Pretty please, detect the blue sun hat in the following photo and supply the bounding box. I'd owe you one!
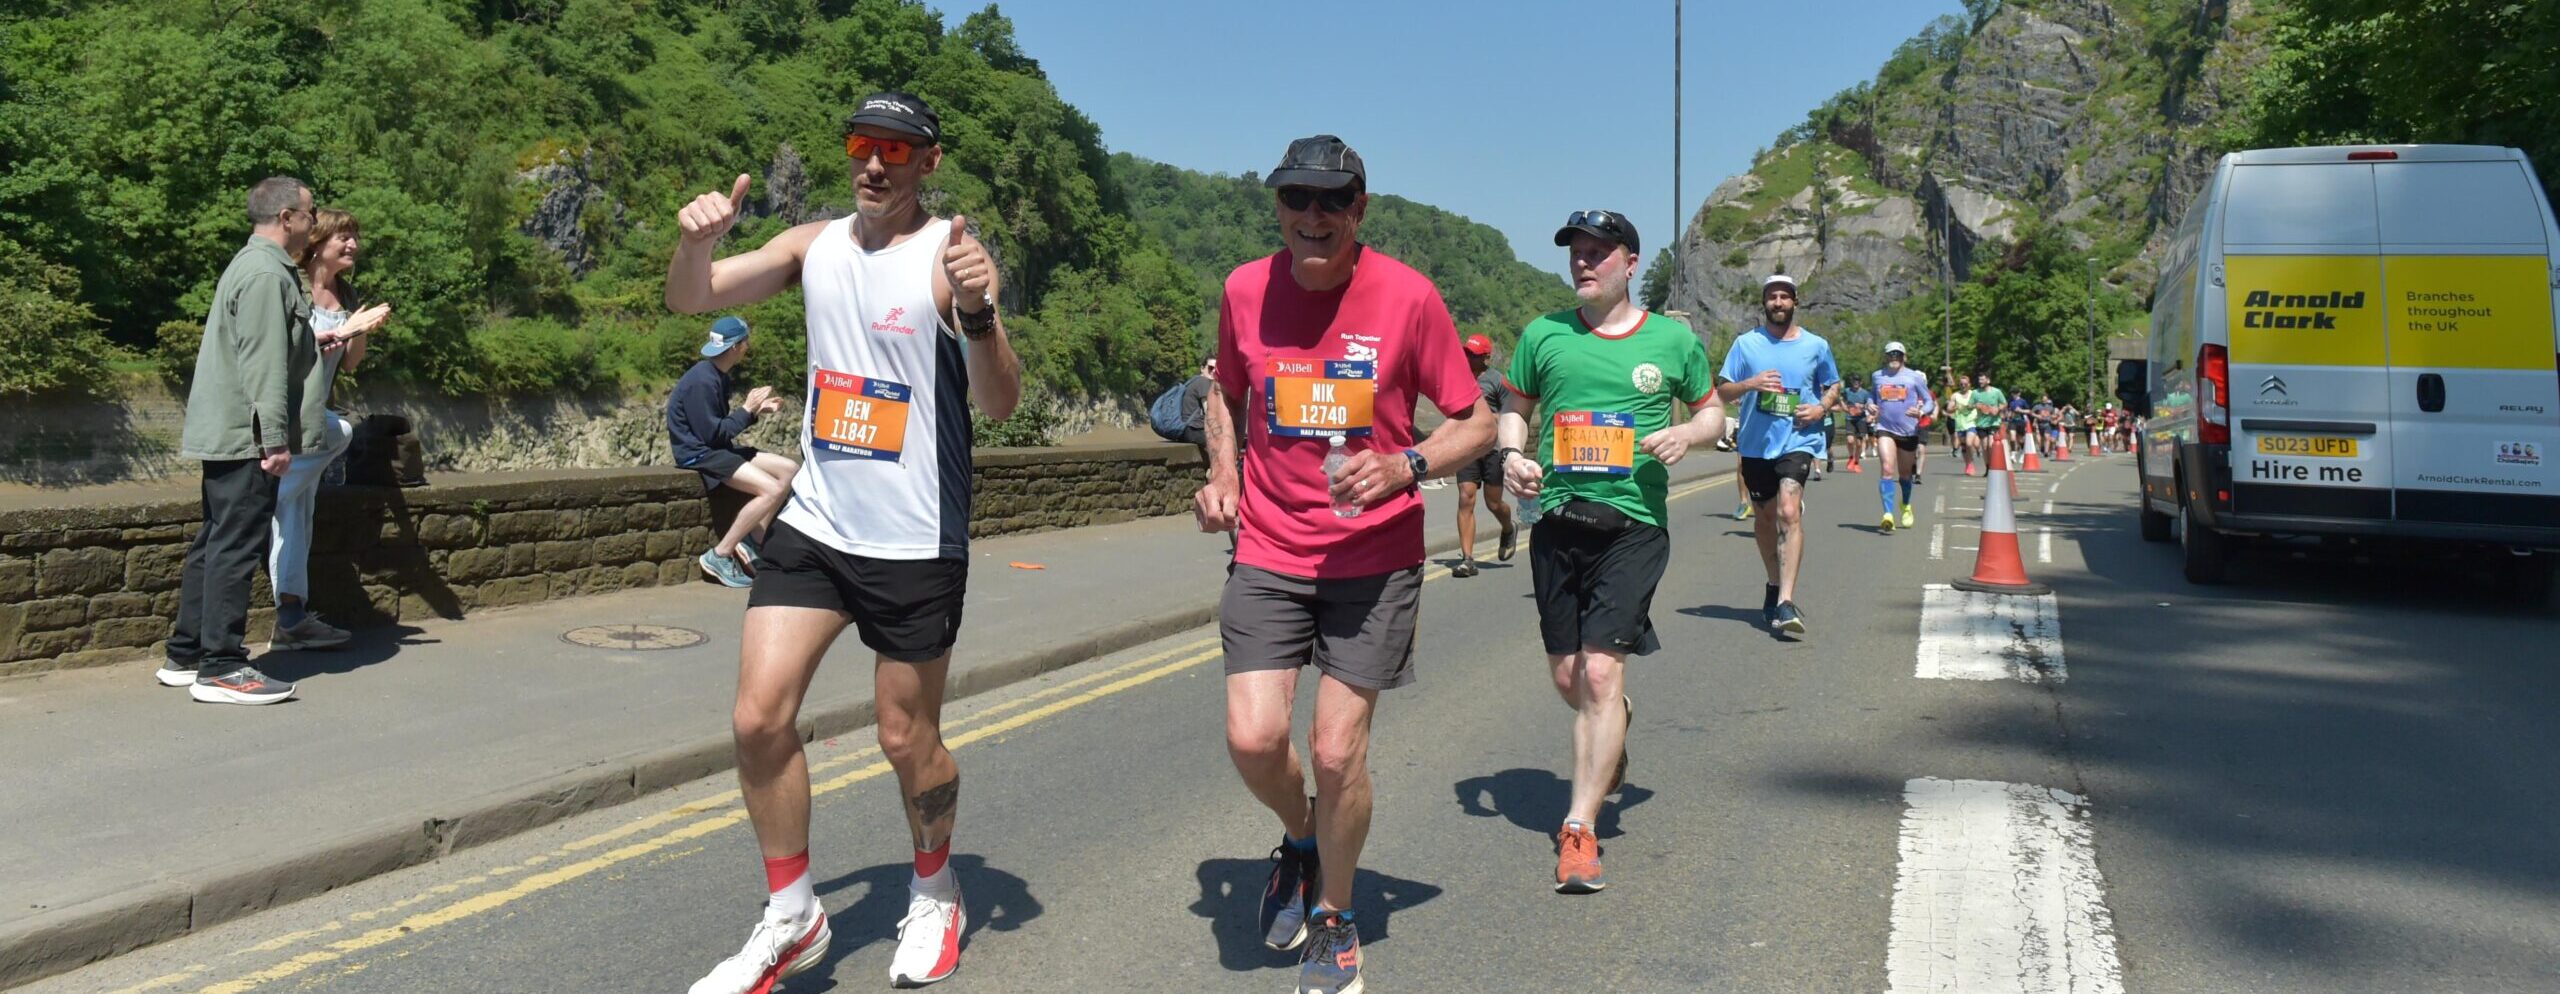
[700,316,749,357]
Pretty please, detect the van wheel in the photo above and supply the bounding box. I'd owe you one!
[2138,489,2173,543]
[2179,499,2228,585]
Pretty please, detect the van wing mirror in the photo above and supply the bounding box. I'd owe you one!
[2114,359,2152,417]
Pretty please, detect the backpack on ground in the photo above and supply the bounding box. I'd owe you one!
[1147,382,1191,441]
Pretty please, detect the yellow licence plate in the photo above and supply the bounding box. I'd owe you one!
[2255,435,2359,458]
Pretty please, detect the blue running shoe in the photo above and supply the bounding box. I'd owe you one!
[1296,909,1362,994]
[1260,840,1318,950]
[698,549,754,588]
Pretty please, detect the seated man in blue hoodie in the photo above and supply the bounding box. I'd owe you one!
[670,316,798,587]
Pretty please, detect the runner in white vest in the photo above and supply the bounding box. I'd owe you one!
[664,90,1021,993]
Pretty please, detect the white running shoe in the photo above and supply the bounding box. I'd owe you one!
[889,877,965,987]
[689,905,830,994]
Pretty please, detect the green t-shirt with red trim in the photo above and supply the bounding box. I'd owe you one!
[1504,309,1713,527]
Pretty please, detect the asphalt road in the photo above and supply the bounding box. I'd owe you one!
[27,454,2560,994]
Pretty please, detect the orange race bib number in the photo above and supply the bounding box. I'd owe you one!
[1878,384,1909,402]
[1552,411,1635,476]
[808,368,911,461]
[1264,359,1376,439]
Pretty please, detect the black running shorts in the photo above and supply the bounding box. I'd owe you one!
[1529,517,1668,657]
[745,520,967,663]
[1884,431,1922,452]
[1738,452,1815,504]
[1219,563,1422,690]
[1454,450,1504,486]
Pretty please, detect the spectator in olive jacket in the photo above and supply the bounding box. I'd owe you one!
[163,176,345,706]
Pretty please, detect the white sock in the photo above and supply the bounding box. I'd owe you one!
[766,870,817,921]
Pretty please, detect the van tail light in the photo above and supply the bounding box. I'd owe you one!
[2199,344,2231,445]
[2348,150,2399,161]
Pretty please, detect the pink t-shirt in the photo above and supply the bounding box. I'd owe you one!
[1214,247,1482,579]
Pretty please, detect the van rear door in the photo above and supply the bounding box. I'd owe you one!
[2372,153,2560,529]
[2220,159,2396,521]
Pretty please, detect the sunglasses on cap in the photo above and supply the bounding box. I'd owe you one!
[1277,186,1360,213]
[1566,209,1629,234]
[846,134,919,165]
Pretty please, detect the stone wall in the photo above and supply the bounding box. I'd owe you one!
[0,444,1205,677]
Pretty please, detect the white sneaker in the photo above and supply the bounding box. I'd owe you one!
[889,877,965,987]
[689,905,830,994]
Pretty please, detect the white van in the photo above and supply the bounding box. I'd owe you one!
[2121,144,2560,596]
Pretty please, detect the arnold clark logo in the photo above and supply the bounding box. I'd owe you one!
[2241,289,2366,329]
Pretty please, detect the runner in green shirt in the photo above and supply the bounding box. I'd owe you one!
[1971,379,2009,465]
[1495,208,1720,896]
[1948,372,1978,472]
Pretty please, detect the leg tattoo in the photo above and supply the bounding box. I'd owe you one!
[907,774,959,849]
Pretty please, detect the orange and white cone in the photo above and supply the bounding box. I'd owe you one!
[1953,437,2051,595]
[2019,424,2046,472]
[2089,434,2103,458]
[2055,431,2073,461]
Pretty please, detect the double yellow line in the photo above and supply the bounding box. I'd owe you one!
[126,468,1733,994]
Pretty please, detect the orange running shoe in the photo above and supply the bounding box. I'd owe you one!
[1555,825,1606,894]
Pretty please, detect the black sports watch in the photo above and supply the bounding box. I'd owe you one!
[1495,445,1523,464]
[1402,448,1428,486]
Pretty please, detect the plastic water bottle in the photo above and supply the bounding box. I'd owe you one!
[1325,435,1362,519]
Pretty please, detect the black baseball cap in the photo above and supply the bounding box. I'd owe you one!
[845,91,941,144]
[1264,135,1366,191]
[1553,209,1640,255]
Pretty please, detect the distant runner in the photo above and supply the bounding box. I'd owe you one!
[1498,208,1718,894]
[1716,274,1840,636]
[1452,334,1519,577]
[1869,343,1935,533]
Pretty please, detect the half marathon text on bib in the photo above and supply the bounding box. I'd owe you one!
[1265,358,1376,438]
[1552,410,1635,475]
[1756,390,1800,416]
[809,368,911,461]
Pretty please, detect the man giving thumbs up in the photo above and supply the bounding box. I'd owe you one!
[666,90,1019,993]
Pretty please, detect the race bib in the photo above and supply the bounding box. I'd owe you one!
[1878,384,1909,402]
[808,368,910,461]
[1552,411,1635,475]
[1265,358,1376,438]
[1755,390,1799,416]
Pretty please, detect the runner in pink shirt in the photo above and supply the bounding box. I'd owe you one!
[1193,134,1493,994]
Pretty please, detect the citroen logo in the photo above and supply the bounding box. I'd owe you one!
[2259,375,2288,397]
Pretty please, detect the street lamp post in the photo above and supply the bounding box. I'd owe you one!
[1672,0,1682,291]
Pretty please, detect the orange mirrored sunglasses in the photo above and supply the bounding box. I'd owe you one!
[846,134,918,165]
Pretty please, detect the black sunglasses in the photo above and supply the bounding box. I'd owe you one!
[1277,186,1360,213]
[1566,209,1628,233]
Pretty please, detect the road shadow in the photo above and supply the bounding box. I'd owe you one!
[1767,485,2560,978]
[799,854,1040,989]
[1188,859,1443,970]
[1837,521,1888,535]
[1671,603,1793,642]
[252,624,440,682]
[1451,767,1655,842]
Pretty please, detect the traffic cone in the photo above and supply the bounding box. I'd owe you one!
[2089,434,2102,458]
[2019,425,2046,472]
[1953,436,2052,595]
[2055,433,2073,461]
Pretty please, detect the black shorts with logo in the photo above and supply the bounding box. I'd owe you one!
[1739,452,1816,503]
[745,520,967,663]
[1529,512,1668,657]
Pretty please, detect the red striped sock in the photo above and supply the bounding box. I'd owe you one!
[914,840,951,879]
[764,850,811,892]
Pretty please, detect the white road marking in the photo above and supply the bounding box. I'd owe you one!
[2042,499,2054,516]
[1929,523,1945,560]
[1934,494,1946,514]
[1915,583,2065,683]
[2038,527,2053,564]
[1888,778,2124,994]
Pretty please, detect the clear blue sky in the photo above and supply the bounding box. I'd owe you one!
[985,0,1966,276]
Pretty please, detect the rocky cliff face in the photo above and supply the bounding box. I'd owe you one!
[1668,0,2259,344]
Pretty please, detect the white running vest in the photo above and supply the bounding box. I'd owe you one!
[778,216,974,560]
